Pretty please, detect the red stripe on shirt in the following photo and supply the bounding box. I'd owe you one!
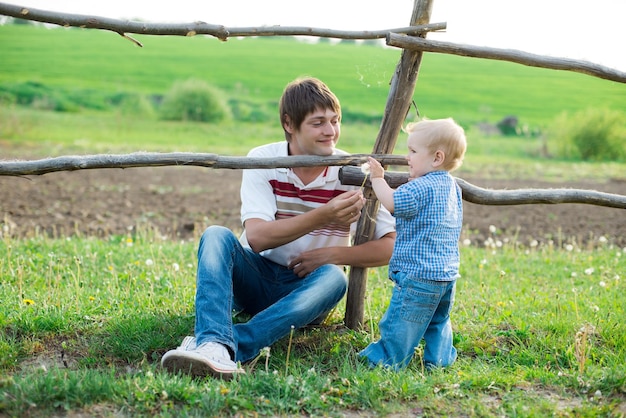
[270,180,345,204]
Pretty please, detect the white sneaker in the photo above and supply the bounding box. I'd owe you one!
[161,337,244,379]
[177,335,197,351]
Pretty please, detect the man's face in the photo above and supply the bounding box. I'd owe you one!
[286,108,340,156]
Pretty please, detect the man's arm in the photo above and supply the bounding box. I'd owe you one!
[245,190,365,253]
[288,231,396,277]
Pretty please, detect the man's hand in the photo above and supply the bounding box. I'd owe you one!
[244,189,365,254]
[288,247,335,277]
[327,189,365,225]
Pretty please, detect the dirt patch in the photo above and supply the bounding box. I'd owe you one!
[1,166,625,247]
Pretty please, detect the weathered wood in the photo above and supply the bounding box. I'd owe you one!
[339,166,626,209]
[0,153,407,177]
[344,0,434,330]
[0,2,445,42]
[386,33,626,84]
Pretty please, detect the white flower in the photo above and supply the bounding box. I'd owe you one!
[571,272,578,277]
[145,259,154,266]
[565,244,574,252]
[530,240,538,247]
[584,267,594,275]
[599,281,606,287]
[172,263,180,272]
[598,236,607,244]
[462,238,471,246]
[489,225,497,234]
[360,162,371,175]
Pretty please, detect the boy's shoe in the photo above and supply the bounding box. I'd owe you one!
[161,337,244,380]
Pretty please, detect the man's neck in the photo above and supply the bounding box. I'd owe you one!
[287,142,328,184]
[291,166,326,185]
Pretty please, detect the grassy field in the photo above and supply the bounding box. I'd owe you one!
[0,232,624,416]
[2,24,626,128]
[1,21,626,417]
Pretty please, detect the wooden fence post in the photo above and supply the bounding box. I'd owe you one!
[344,0,434,330]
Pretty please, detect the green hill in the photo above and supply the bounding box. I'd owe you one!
[2,23,625,128]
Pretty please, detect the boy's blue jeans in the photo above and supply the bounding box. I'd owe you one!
[359,271,457,370]
[194,226,348,363]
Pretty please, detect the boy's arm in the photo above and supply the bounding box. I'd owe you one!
[367,157,395,213]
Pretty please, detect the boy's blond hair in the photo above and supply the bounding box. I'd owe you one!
[404,118,467,172]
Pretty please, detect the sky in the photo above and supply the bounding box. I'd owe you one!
[9,0,626,71]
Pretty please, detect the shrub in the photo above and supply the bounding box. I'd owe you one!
[547,108,626,161]
[0,81,75,111]
[228,99,273,122]
[159,79,231,123]
[108,92,155,117]
[0,91,16,106]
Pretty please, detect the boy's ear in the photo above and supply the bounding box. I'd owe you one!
[432,150,445,167]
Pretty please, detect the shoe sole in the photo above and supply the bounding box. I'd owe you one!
[161,351,239,380]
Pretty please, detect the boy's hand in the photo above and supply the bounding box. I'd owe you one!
[367,157,385,179]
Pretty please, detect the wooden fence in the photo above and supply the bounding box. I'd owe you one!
[0,0,625,329]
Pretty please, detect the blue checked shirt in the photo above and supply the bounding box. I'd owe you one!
[389,170,462,281]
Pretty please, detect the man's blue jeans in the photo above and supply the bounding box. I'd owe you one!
[359,271,457,370]
[194,225,348,363]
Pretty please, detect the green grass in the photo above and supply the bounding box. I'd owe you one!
[3,105,625,183]
[1,20,626,417]
[0,232,624,416]
[2,24,626,128]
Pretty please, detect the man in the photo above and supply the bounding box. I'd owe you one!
[161,77,396,379]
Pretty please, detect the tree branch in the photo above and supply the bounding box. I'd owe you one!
[339,166,626,209]
[7,153,622,208]
[386,33,626,84]
[0,152,407,176]
[0,2,445,41]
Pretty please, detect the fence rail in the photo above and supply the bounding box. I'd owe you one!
[2,153,624,209]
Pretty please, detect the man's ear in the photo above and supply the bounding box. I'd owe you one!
[283,115,294,134]
[432,150,445,167]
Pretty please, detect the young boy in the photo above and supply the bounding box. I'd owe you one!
[359,117,467,371]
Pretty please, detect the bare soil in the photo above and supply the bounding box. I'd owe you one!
[1,166,625,247]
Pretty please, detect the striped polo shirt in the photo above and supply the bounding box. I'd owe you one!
[239,141,395,267]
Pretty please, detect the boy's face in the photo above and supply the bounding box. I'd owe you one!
[406,133,437,179]
[286,107,340,156]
